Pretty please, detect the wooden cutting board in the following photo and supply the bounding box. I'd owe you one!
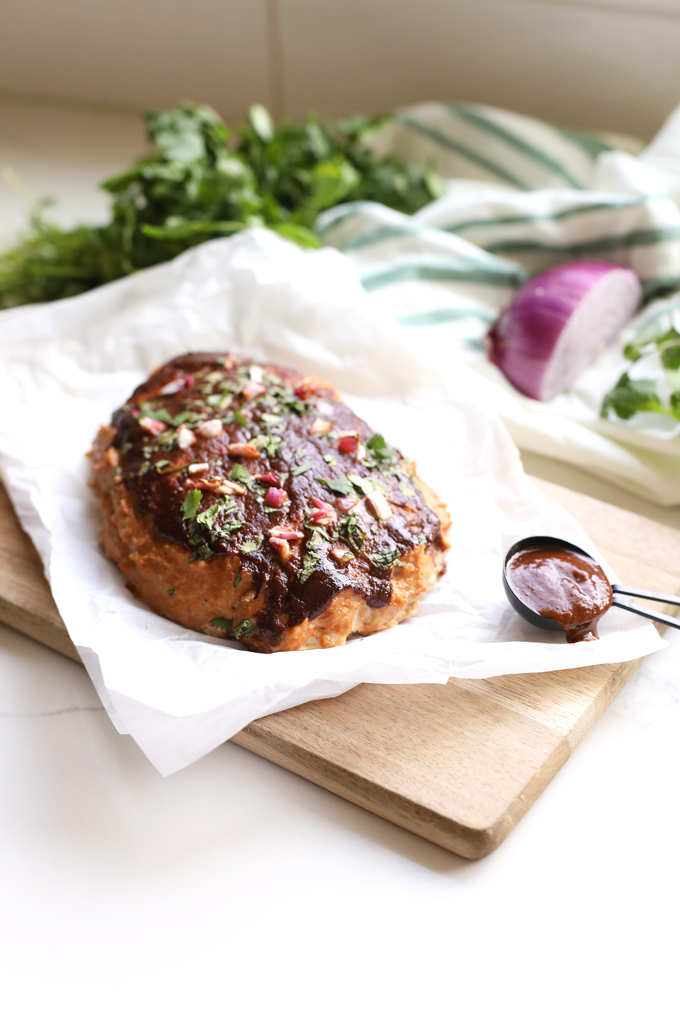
[2,477,679,859]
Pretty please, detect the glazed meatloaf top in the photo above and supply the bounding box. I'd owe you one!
[101,352,448,649]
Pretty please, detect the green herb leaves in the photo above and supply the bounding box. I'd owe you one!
[297,549,321,584]
[369,548,400,569]
[602,326,680,423]
[0,103,442,309]
[338,513,364,551]
[230,463,253,488]
[320,477,354,496]
[365,433,396,462]
[210,616,254,640]
[181,489,202,520]
[347,473,374,496]
[291,461,313,476]
[239,534,264,553]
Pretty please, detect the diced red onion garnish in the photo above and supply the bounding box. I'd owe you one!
[265,487,288,508]
[177,424,196,449]
[331,546,354,563]
[187,462,209,475]
[159,378,184,396]
[269,526,304,540]
[227,442,260,459]
[269,536,291,561]
[316,399,333,415]
[196,419,223,439]
[309,508,334,526]
[310,496,335,513]
[338,435,358,454]
[213,479,246,495]
[139,416,166,436]
[489,261,641,402]
[184,374,195,388]
[337,495,359,513]
[188,476,245,495]
[256,471,281,485]
[309,417,332,435]
[366,490,393,521]
[294,378,314,399]
[242,381,267,400]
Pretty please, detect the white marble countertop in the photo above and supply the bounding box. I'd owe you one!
[1,99,679,1018]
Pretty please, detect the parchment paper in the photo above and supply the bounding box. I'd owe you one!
[0,230,665,774]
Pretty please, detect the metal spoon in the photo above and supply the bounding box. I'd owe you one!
[503,535,680,632]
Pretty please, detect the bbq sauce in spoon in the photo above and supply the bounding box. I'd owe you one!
[506,546,613,642]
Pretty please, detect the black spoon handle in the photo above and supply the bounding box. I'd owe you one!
[612,594,680,630]
[612,584,680,608]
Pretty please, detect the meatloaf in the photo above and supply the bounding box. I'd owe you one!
[91,353,450,652]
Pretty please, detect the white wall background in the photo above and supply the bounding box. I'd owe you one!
[1,0,680,139]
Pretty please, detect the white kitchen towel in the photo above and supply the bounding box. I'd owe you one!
[320,101,680,504]
[0,230,665,774]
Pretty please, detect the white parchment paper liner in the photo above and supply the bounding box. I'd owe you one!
[0,231,665,774]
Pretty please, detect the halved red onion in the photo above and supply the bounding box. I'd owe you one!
[489,261,642,402]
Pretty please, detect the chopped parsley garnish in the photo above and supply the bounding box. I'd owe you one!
[297,548,321,584]
[216,518,244,535]
[207,392,232,409]
[139,401,172,423]
[211,615,253,639]
[282,397,309,415]
[188,544,214,562]
[348,473,374,496]
[251,433,283,456]
[260,412,282,427]
[240,534,264,553]
[234,411,248,427]
[320,477,354,496]
[234,570,242,588]
[230,463,254,488]
[291,461,313,476]
[369,548,400,569]
[232,619,254,639]
[196,502,222,529]
[398,479,415,497]
[338,513,364,550]
[366,433,396,462]
[211,617,233,631]
[154,459,171,471]
[322,454,337,465]
[167,589,175,596]
[307,528,324,548]
[181,489,202,520]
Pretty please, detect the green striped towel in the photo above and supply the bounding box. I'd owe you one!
[318,101,680,505]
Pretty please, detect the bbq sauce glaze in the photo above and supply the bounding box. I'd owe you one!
[506,546,613,642]
[112,353,445,647]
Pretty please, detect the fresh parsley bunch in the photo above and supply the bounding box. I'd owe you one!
[0,103,443,309]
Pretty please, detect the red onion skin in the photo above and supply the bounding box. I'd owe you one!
[489,261,640,401]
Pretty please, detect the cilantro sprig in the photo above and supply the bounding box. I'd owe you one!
[0,103,442,309]
[602,326,680,423]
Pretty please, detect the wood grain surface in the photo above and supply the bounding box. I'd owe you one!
[1,477,679,858]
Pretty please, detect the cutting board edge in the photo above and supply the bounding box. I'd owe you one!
[231,720,572,860]
[0,593,79,661]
